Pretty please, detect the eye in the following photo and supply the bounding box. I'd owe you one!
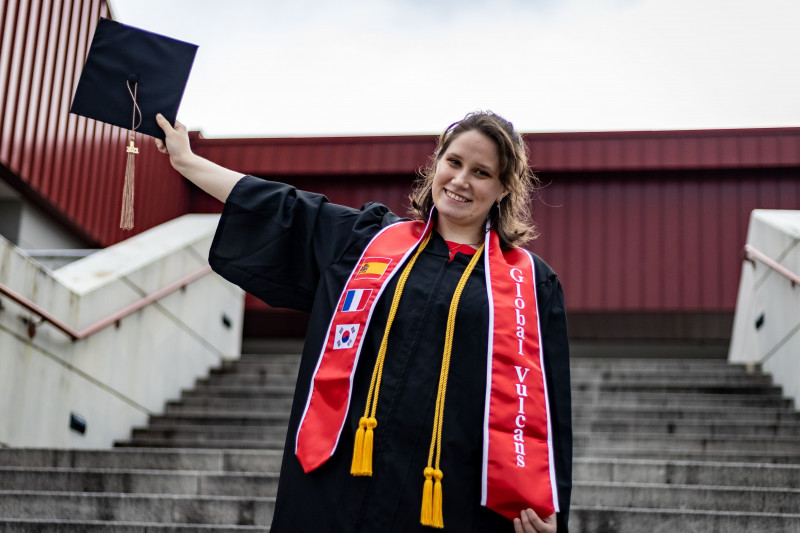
[447,158,461,167]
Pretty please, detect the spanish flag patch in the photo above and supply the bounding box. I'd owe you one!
[354,257,392,280]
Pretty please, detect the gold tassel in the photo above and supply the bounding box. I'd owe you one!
[432,469,444,529]
[350,417,368,475]
[420,467,434,526]
[360,417,377,475]
[121,79,141,231]
[120,139,137,230]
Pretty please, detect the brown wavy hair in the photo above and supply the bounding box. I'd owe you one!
[409,111,539,249]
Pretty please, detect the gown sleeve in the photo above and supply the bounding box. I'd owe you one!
[208,175,400,312]
[534,257,573,533]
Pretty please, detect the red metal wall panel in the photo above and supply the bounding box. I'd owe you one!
[192,135,437,177]
[527,129,800,172]
[531,168,800,313]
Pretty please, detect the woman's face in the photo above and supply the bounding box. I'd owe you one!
[432,130,507,242]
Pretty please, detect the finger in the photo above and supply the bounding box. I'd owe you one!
[155,113,175,135]
[155,139,169,154]
[527,509,557,533]
[173,119,187,132]
[526,509,544,528]
[513,518,523,533]
[518,509,534,532]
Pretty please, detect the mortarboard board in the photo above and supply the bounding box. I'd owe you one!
[70,17,198,229]
[71,17,197,140]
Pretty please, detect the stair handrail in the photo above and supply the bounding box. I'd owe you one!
[743,244,800,288]
[0,265,212,341]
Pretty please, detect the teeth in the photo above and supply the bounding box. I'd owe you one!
[445,190,469,202]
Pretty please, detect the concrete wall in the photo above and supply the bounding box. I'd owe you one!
[729,210,800,406]
[0,181,87,250]
[0,214,244,448]
[16,203,88,250]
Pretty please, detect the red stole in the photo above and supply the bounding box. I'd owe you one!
[295,218,559,520]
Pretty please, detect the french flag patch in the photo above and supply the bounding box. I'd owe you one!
[342,288,372,312]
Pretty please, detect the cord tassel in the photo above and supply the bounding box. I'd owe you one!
[120,139,137,230]
[360,417,377,475]
[350,417,368,475]
[121,79,141,231]
[420,467,434,526]
[432,469,444,529]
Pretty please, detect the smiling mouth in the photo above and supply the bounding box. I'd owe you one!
[445,190,471,203]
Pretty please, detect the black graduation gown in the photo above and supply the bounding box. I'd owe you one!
[209,175,572,533]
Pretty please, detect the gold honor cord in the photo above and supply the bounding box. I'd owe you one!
[349,234,485,529]
[351,232,433,476]
[420,242,485,529]
[121,79,142,230]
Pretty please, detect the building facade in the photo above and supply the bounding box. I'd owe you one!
[3,0,800,341]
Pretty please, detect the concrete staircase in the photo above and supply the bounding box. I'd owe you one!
[570,357,800,532]
[2,350,800,531]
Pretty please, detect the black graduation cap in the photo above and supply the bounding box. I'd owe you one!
[70,17,198,230]
[71,17,198,140]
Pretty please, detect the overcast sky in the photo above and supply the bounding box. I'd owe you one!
[109,0,800,138]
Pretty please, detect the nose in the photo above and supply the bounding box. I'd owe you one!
[451,168,469,188]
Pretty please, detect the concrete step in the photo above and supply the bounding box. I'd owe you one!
[0,467,278,497]
[237,353,301,364]
[570,364,759,376]
[202,371,772,388]
[210,360,299,376]
[573,416,800,437]
[0,520,266,532]
[573,403,800,422]
[181,386,295,399]
[571,358,756,371]
[571,371,773,386]
[148,413,290,428]
[573,380,782,395]
[574,458,800,487]
[0,448,282,473]
[116,438,284,450]
[130,426,287,443]
[570,507,800,532]
[198,374,298,388]
[571,390,793,408]
[580,447,800,464]
[573,480,800,513]
[203,367,779,387]
[165,398,295,414]
[0,491,274,525]
[136,419,800,446]
[575,431,800,453]
[223,359,759,379]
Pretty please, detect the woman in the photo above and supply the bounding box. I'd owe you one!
[155,111,571,533]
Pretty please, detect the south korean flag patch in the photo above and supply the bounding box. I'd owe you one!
[334,324,360,350]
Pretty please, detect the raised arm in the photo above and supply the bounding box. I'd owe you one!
[154,113,243,203]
